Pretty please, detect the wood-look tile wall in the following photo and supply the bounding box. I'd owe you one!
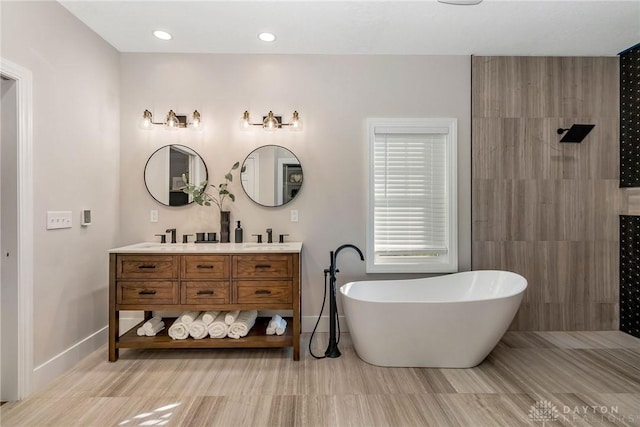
[472,56,621,330]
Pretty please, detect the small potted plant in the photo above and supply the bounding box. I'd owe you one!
[182,161,245,242]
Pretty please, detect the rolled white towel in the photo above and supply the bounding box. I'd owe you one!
[266,314,282,335]
[266,318,276,335]
[179,311,201,325]
[145,321,165,336]
[142,316,163,334]
[168,321,189,340]
[136,326,146,336]
[274,318,287,336]
[225,310,240,325]
[202,310,221,325]
[228,310,258,339]
[207,312,229,339]
[189,313,208,339]
[266,315,287,336]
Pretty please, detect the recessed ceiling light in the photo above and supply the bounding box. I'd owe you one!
[438,0,482,4]
[153,30,172,41]
[258,32,276,43]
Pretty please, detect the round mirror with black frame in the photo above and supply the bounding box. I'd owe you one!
[144,144,208,206]
[241,145,303,207]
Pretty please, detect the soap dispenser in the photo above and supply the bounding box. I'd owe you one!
[235,221,243,243]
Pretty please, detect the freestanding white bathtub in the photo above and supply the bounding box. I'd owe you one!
[340,270,527,368]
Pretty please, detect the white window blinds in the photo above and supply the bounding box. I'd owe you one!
[367,119,457,273]
[373,129,447,256]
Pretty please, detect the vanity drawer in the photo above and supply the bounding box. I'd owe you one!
[232,255,293,279]
[118,281,179,305]
[182,281,230,304]
[117,255,178,280]
[181,255,230,279]
[234,280,293,304]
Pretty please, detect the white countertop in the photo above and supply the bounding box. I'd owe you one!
[109,241,303,254]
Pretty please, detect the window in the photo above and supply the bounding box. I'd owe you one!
[366,118,457,273]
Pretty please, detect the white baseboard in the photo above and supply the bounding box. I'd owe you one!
[302,315,349,333]
[31,316,143,393]
[32,326,107,393]
[120,316,142,333]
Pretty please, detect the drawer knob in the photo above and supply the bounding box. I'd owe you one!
[254,289,272,295]
[197,290,214,295]
[196,265,214,269]
[138,290,157,295]
[255,264,271,269]
[138,264,156,269]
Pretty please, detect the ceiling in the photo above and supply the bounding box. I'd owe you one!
[59,0,640,56]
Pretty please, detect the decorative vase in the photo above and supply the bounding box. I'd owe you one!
[220,210,231,243]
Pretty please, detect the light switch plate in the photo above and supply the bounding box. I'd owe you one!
[150,210,158,223]
[290,209,299,222]
[47,211,72,230]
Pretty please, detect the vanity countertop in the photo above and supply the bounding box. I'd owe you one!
[109,241,302,254]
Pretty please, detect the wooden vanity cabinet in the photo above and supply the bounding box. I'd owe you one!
[109,250,301,362]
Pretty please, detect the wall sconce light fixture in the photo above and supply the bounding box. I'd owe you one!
[557,124,595,143]
[140,109,202,130]
[241,110,302,131]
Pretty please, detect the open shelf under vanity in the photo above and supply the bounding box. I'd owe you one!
[119,316,294,349]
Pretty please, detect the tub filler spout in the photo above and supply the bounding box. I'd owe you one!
[325,244,364,358]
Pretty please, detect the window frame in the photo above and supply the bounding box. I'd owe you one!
[366,117,458,273]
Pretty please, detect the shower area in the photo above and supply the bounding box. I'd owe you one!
[471,56,622,331]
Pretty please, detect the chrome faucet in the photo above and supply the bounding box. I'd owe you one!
[166,228,177,244]
[266,228,273,244]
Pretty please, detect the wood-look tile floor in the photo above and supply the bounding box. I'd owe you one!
[2,332,640,426]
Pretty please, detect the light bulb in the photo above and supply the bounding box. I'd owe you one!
[240,110,252,130]
[289,111,303,131]
[263,111,279,131]
[165,110,179,130]
[189,110,202,131]
[140,110,153,130]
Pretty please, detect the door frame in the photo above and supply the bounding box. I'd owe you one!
[1,57,34,399]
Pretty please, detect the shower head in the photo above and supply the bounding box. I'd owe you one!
[557,124,595,143]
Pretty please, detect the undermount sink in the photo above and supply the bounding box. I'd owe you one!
[242,243,297,250]
[109,241,302,253]
[133,242,189,250]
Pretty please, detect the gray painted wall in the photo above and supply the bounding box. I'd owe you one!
[1,1,120,374]
[119,53,471,320]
